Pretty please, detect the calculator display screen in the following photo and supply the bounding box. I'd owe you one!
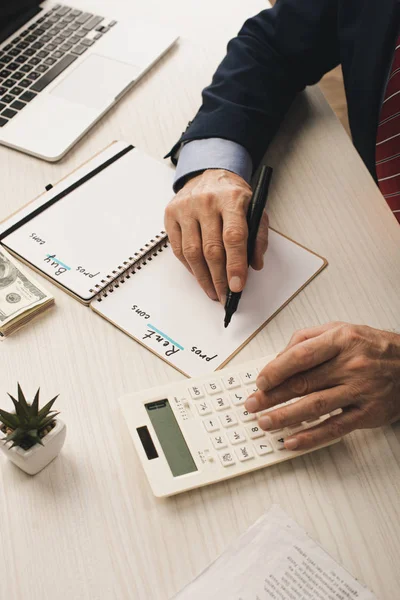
[145,399,198,477]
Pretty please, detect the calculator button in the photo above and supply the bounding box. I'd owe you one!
[270,432,287,451]
[237,445,254,462]
[188,385,204,399]
[229,388,246,406]
[254,440,274,456]
[245,424,265,439]
[203,417,220,433]
[221,374,241,389]
[196,400,212,416]
[205,380,222,394]
[227,428,246,445]
[239,369,258,384]
[237,407,257,422]
[219,451,236,467]
[212,394,230,411]
[246,384,259,396]
[211,433,228,450]
[220,411,238,428]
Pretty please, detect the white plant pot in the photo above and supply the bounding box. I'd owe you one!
[0,419,66,475]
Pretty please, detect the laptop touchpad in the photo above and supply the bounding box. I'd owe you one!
[51,54,140,109]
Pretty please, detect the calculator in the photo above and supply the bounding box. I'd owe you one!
[119,356,339,497]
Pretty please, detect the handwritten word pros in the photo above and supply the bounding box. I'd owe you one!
[191,346,218,363]
[76,266,100,279]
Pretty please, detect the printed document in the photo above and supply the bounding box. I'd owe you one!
[173,505,376,600]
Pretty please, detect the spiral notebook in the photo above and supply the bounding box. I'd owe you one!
[0,141,327,377]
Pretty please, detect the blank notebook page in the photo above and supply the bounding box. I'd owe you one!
[92,230,325,377]
[2,146,174,302]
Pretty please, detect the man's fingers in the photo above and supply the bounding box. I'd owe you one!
[250,210,269,271]
[255,329,343,393]
[246,357,344,412]
[181,219,218,300]
[200,215,227,303]
[283,407,361,451]
[165,218,192,274]
[222,208,249,293]
[283,322,345,353]
[256,386,349,432]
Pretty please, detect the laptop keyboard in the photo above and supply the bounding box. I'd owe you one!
[0,4,117,127]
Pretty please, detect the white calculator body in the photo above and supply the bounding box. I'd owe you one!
[119,356,339,497]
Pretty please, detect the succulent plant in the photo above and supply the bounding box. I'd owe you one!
[0,384,59,450]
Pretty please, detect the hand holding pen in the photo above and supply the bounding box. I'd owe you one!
[165,170,270,305]
[224,165,273,327]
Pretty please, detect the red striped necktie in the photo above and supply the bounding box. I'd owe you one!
[376,36,400,223]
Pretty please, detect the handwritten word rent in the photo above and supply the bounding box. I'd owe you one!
[143,329,180,357]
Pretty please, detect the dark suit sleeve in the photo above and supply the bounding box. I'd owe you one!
[167,0,340,168]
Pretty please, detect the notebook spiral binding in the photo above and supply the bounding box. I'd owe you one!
[90,231,169,301]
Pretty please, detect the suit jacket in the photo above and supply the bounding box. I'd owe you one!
[168,0,400,182]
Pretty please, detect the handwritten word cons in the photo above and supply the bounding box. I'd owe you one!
[30,233,46,245]
[131,304,150,319]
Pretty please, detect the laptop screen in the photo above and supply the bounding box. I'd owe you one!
[0,1,42,44]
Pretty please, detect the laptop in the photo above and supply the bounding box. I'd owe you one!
[0,1,178,161]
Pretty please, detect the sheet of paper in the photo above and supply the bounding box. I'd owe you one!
[2,144,174,302]
[0,142,128,239]
[172,505,377,600]
[91,230,325,377]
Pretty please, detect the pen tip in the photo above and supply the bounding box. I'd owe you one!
[224,316,231,328]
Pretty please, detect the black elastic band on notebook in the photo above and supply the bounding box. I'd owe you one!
[0,144,134,242]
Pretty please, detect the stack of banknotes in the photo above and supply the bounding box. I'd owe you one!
[0,248,54,338]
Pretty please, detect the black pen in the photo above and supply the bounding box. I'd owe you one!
[224,165,273,328]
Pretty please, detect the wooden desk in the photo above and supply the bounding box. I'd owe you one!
[1,1,400,599]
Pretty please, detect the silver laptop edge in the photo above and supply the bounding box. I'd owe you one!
[0,1,178,161]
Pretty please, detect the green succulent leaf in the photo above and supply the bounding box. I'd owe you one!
[39,414,59,430]
[27,433,43,447]
[30,388,40,417]
[1,386,59,449]
[8,393,29,423]
[37,395,59,420]
[3,427,24,444]
[17,383,30,415]
[0,409,20,430]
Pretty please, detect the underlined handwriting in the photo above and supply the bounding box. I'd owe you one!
[143,328,182,357]
[44,254,70,277]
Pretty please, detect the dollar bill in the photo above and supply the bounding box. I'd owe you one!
[0,248,54,336]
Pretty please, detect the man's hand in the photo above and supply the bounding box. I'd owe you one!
[164,169,269,303]
[244,322,400,450]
